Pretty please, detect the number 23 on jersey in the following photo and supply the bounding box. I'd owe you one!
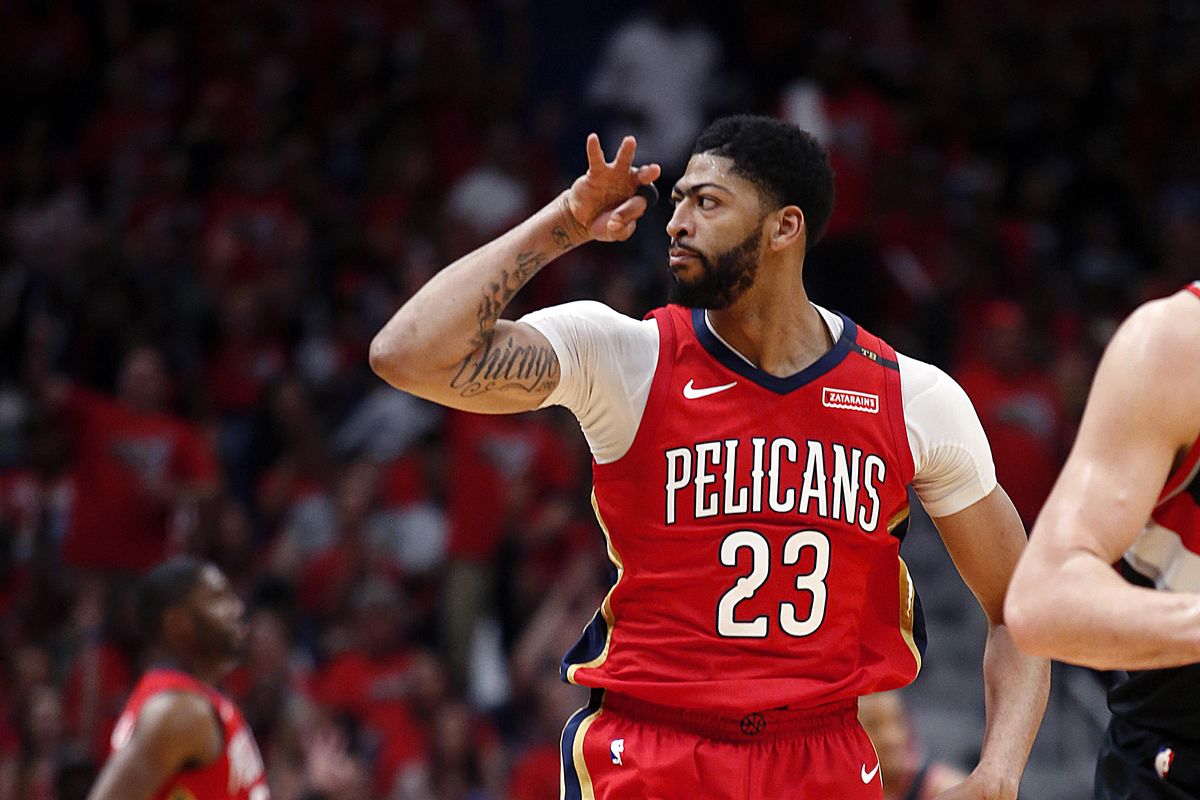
[716,529,830,638]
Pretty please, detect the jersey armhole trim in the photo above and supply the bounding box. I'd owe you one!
[592,308,676,479]
[877,336,916,486]
[1161,283,1200,503]
[1159,436,1200,507]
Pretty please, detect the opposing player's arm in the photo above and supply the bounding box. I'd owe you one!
[930,486,1049,800]
[86,692,222,800]
[369,135,660,414]
[1005,289,1200,669]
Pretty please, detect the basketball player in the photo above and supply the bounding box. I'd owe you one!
[370,116,1049,798]
[87,557,269,800]
[1006,283,1200,798]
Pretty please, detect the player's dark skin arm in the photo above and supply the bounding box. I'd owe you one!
[369,134,660,413]
[930,486,1051,800]
[86,692,222,800]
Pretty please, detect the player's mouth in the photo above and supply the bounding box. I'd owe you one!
[669,247,702,269]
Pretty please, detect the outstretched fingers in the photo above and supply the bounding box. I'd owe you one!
[585,133,606,173]
[613,135,638,172]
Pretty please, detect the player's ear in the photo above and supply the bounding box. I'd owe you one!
[768,206,805,252]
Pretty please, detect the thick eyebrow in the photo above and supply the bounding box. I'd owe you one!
[669,181,733,200]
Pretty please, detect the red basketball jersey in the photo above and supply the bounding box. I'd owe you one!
[109,668,269,800]
[563,305,923,714]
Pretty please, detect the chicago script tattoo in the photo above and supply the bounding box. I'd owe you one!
[451,336,558,396]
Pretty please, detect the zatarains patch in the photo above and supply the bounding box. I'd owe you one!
[821,387,880,413]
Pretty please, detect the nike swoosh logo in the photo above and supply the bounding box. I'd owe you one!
[861,762,880,784]
[682,379,737,399]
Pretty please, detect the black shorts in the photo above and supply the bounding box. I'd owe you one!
[1096,716,1200,799]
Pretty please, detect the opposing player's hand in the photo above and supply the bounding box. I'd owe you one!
[564,134,661,242]
[931,770,1017,800]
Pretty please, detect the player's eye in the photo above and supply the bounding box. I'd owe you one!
[697,196,717,210]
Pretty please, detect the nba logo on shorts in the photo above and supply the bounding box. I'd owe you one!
[610,739,624,765]
[1155,747,1175,780]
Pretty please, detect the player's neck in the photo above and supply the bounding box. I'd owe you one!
[705,284,832,377]
[156,648,230,686]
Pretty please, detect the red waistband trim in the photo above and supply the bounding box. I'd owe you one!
[599,691,858,741]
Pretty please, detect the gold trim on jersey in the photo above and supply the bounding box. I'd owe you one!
[572,707,603,800]
[897,556,922,673]
[889,507,922,673]
[565,491,627,684]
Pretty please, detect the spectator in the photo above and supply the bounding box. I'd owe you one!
[955,301,1066,526]
[45,346,219,574]
[858,690,968,800]
[587,0,726,177]
[0,2,1196,798]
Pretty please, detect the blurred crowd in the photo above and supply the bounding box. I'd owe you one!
[1,0,1198,798]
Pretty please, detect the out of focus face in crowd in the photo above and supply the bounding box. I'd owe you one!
[858,691,920,786]
[246,609,290,679]
[117,346,168,414]
[352,580,405,657]
[27,684,64,751]
[982,301,1031,376]
[667,153,770,310]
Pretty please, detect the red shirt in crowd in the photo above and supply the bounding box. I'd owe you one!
[314,650,425,794]
[445,412,579,562]
[60,386,218,573]
[507,744,560,800]
[955,363,1064,525]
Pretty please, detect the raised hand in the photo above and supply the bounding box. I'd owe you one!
[564,134,662,242]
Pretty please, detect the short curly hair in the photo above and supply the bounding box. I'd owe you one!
[692,115,836,250]
[137,556,207,641]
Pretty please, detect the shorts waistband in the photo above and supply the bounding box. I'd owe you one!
[599,691,858,742]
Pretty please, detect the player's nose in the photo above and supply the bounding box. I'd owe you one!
[666,204,692,240]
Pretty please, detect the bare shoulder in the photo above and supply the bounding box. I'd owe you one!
[1112,289,1200,375]
[1086,288,1200,455]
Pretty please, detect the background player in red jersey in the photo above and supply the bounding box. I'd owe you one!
[1007,283,1200,798]
[370,116,1049,798]
[86,557,270,800]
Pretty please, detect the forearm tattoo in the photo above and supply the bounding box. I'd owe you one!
[453,248,559,396]
[467,250,546,351]
[551,224,574,252]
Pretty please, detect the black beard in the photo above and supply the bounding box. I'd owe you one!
[667,228,761,309]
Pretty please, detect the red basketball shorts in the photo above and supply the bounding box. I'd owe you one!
[559,690,883,799]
